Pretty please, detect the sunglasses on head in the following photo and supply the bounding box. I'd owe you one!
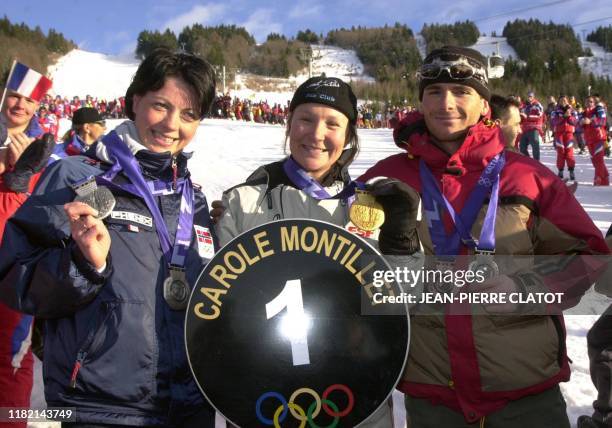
[95,120,106,127]
[417,57,488,84]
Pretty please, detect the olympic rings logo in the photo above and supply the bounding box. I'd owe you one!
[255,384,355,427]
[478,177,492,187]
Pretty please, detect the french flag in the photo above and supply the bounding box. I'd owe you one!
[5,61,53,102]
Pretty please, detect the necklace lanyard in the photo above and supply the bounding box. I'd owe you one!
[282,156,363,203]
[420,152,505,257]
[97,131,194,268]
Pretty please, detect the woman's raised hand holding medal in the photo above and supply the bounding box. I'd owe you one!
[64,201,111,270]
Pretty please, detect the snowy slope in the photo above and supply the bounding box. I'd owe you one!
[48,35,611,103]
[216,44,376,101]
[415,33,427,59]
[47,44,375,103]
[306,44,375,83]
[468,36,520,60]
[579,41,612,79]
[415,35,519,61]
[422,34,612,79]
[47,50,138,100]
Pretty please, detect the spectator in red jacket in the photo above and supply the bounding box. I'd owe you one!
[582,96,610,186]
[0,80,54,428]
[551,95,579,181]
[37,105,59,141]
[519,91,544,160]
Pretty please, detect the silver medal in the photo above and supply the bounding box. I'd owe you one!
[468,251,500,281]
[431,259,455,294]
[71,176,116,219]
[163,267,190,310]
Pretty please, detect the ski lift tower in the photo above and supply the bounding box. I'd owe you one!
[300,47,313,78]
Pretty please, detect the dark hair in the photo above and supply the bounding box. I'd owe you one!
[489,94,520,120]
[125,48,216,120]
[284,112,360,166]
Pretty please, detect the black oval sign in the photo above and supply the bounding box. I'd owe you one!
[186,219,409,427]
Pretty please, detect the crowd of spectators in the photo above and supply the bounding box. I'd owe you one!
[33,92,423,131]
[514,93,611,153]
[211,93,289,125]
[37,93,126,120]
[33,92,612,144]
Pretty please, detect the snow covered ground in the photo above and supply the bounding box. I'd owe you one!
[29,118,612,428]
[419,35,612,80]
[415,34,427,60]
[414,35,519,62]
[579,40,612,80]
[307,45,376,83]
[47,35,612,107]
[48,50,138,100]
[468,36,520,61]
[47,44,375,104]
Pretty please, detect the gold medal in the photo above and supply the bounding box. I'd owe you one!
[349,189,385,232]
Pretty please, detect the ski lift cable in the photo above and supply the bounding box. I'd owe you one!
[472,0,574,23]
[471,16,612,46]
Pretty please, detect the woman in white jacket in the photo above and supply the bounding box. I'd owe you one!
[216,76,361,245]
[215,76,394,428]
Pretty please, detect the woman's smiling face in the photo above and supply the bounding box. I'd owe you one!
[288,103,349,182]
[132,76,200,155]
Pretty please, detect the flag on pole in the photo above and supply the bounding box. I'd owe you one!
[5,61,52,102]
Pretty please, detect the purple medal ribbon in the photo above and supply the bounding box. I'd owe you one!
[420,152,505,256]
[101,161,187,197]
[97,131,194,267]
[282,156,363,203]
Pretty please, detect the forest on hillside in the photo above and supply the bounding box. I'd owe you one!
[0,15,74,85]
[587,26,612,53]
[1,16,610,105]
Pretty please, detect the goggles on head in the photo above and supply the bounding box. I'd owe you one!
[417,56,488,84]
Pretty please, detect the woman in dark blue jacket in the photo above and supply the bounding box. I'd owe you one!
[0,49,218,427]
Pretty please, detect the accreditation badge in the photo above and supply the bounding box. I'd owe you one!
[185,219,409,427]
[348,189,385,232]
[194,225,215,259]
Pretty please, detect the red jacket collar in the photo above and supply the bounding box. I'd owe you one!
[395,112,505,175]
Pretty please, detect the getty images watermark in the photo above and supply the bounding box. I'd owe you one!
[360,254,612,316]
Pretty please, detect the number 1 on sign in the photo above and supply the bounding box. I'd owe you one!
[265,279,311,366]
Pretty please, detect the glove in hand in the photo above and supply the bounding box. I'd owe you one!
[4,133,55,193]
[366,178,420,255]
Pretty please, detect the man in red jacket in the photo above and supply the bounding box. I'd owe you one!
[582,96,610,186]
[519,91,544,160]
[551,95,579,181]
[360,45,609,428]
[0,83,54,428]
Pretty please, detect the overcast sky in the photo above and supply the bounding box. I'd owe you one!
[3,0,611,56]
